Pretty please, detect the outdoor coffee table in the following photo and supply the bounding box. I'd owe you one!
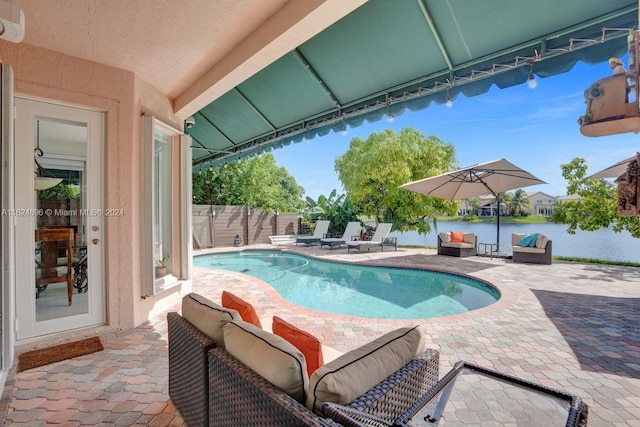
[394,361,588,427]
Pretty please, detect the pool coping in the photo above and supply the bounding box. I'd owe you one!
[193,246,517,326]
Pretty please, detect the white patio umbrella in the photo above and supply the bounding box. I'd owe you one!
[399,158,546,247]
[586,153,638,179]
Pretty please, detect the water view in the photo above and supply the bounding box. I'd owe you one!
[391,223,639,263]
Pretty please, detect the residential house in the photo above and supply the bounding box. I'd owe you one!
[526,191,558,216]
[0,0,627,396]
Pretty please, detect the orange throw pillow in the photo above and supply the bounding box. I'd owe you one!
[272,316,324,377]
[221,291,262,328]
[450,231,464,242]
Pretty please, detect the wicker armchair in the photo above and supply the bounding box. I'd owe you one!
[168,311,440,426]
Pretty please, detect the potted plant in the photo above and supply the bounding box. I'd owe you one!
[155,256,169,278]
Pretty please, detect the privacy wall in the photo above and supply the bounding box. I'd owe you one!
[193,205,301,248]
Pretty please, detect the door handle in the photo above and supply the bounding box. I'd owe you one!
[92,238,99,245]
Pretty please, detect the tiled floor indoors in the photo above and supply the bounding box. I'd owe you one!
[1,244,638,426]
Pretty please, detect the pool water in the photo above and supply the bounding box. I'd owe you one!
[194,250,500,319]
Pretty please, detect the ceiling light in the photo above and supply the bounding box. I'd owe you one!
[34,120,63,191]
[445,89,453,108]
[528,64,537,89]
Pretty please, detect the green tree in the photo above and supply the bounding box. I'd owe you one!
[508,189,530,216]
[466,198,482,216]
[301,189,360,236]
[334,127,458,233]
[192,154,304,212]
[551,157,640,238]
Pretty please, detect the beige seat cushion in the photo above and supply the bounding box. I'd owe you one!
[462,233,475,244]
[441,242,475,249]
[181,293,241,348]
[512,246,546,254]
[223,320,308,403]
[306,325,427,414]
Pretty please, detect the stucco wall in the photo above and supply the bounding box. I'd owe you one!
[0,42,188,332]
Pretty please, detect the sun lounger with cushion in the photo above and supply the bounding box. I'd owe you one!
[320,222,362,249]
[345,223,395,253]
[296,220,331,246]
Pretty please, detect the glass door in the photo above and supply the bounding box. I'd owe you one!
[14,98,105,340]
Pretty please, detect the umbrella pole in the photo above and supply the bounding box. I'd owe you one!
[495,193,501,248]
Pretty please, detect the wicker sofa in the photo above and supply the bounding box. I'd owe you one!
[168,295,440,427]
[512,233,552,265]
[437,232,477,257]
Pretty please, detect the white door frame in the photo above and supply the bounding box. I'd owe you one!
[14,97,105,340]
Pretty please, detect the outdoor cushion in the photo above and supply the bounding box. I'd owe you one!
[223,320,308,403]
[450,231,464,242]
[462,232,475,244]
[181,293,241,348]
[438,232,451,243]
[517,233,538,247]
[441,242,475,249]
[221,291,262,328]
[306,325,427,414]
[512,246,546,254]
[273,316,324,377]
[535,234,549,249]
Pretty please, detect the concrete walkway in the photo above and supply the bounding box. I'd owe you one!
[2,245,639,426]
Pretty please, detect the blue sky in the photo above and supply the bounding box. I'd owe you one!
[272,60,639,201]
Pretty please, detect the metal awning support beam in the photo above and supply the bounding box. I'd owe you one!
[293,49,342,108]
[194,111,236,147]
[234,88,276,131]
[418,0,454,71]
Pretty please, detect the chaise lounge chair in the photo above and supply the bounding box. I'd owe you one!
[345,223,396,253]
[320,221,362,249]
[295,220,330,246]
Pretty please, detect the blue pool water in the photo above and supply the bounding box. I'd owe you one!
[194,250,500,319]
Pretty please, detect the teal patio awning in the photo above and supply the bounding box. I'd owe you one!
[189,0,638,168]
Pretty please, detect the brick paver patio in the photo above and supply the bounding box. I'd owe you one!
[2,245,638,426]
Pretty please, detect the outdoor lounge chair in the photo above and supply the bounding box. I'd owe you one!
[345,223,396,253]
[512,233,552,264]
[295,220,330,246]
[320,221,362,249]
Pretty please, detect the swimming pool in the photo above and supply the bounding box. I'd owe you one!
[194,250,500,319]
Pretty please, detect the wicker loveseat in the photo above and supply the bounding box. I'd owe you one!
[512,233,552,265]
[437,231,477,257]
[168,294,440,426]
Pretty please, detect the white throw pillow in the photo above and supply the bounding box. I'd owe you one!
[182,293,241,348]
[223,320,308,403]
[438,232,451,243]
[306,325,427,413]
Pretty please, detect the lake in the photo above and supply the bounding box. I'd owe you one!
[390,222,640,263]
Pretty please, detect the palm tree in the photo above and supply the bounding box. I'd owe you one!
[509,189,531,216]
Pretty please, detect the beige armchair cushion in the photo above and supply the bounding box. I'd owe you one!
[224,320,308,403]
[535,234,549,249]
[306,325,427,413]
[463,232,475,244]
[438,232,451,243]
[182,293,241,348]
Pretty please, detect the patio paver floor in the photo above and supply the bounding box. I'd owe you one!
[2,245,638,426]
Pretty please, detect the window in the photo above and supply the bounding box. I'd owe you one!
[141,115,192,296]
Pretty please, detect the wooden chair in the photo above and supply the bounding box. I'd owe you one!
[35,228,74,306]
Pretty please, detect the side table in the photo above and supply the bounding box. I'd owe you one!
[477,242,498,259]
[394,361,588,427]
